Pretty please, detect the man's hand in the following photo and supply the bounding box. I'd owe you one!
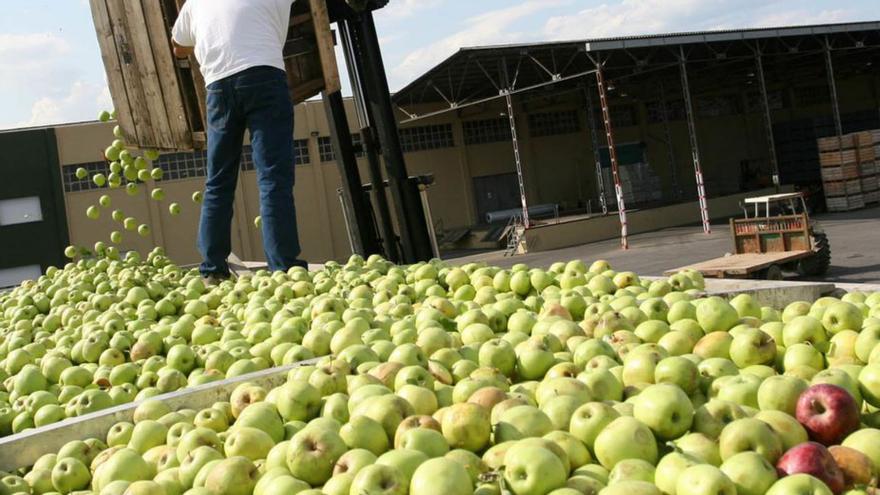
[172,40,194,59]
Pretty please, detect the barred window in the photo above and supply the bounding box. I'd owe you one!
[794,86,830,106]
[318,137,335,162]
[646,100,687,124]
[463,118,511,145]
[61,162,110,193]
[294,139,311,165]
[351,133,365,158]
[399,124,454,153]
[528,110,581,137]
[156,150,208,180]
[696,95,740,118]
[240,146,255,171]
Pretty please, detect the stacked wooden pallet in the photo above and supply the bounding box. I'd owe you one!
[817,130,879,211]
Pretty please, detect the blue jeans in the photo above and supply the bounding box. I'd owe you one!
[199,66,305,276]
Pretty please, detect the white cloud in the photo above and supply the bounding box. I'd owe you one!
[7,80,111,129]
[541,0,861,40]
[391,0,571,88]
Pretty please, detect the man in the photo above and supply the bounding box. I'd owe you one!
[172,0,306,281]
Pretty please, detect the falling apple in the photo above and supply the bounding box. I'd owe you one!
[192,191,204,204]
[150,168,163,181]
[86,205,100,220]
[169,203,181,216]
[75,167,88,179]
[137,224,151,238]
[151,189,165,201]
[93,173,107,187]
[99,195,111,208]
[126,183,139,196]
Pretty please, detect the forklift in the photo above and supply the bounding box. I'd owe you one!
[666,192,831,280]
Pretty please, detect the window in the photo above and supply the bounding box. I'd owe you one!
[240,146,255,171]
[745,90,786,113]
[399,124,454,153]
[318,137,335,162]
[62,162,110,192]
[294,139,311,165]
[156,150,208,180]
[696,95,740,118]
[529,110,581,137]
[794,86,830,106]
[351,133,365,158]
[646,100,687,124]
[591,106,636,129]
[463,118,511,145]
[0,197,42,226]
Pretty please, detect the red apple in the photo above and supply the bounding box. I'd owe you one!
[777,442,845,494]
[795,384,860,446]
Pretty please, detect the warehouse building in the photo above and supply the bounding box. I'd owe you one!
[0,21,878,283]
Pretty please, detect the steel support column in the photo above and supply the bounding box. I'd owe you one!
[659,80,680,199]
[504,92,530,228]
[678,47,712,234]
[584,84,608,214]
[345,12,434,263]
[755,48,781,188]
[824,38,845,140]
[339,20,399,262]
[594,62,629,249]
[323,90,381,256]
[824,36,849,203]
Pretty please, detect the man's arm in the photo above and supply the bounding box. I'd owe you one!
[173,40,194,59]
[171,4,195,59]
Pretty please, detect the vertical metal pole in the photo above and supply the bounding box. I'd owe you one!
[323,90,381,256]
[337,188,357,254]
[417,185,441,258]
[346,12,433,262]
[595,61,629,249]
[824,36,849,203]
[584,84,609,214]
[679,46,712,234]
[505,92,530,229]
[659,80,680,199]
[339,21,399,262]
[755,47,781,188]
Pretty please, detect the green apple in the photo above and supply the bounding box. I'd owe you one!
[729,328,776,367]
[676,464,736,495]
[593,416,658,469]
[203,456,258,495]
[286,426,347,486]
[842,428,880,468]
[753,410,808,451]
[350,464,407,495]
[720,451,778,495]
[502,443,566,495]
[51,457,91,494]
[376,449,429,485]
[696,297,739,333]
[765,474,833,495]
[654,451,701,494]
[632,383,693,440]
[169,203,182,216]
[410,457,473,494]
[757,375,807,415]
[569,402,620,450]
[821,301,863,335]
[783,316,828,348]
[719,418,783,463]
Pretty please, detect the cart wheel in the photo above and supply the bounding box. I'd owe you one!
[797,233,831,277]
[764,265,783,281]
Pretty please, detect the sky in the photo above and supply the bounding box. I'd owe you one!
[0,0,877,130]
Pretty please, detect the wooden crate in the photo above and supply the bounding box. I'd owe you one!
[861,174,879,193]
[819,149,858,166]
[866,190,880,204]
[89,0,341,152]
[820,163,859,181]
[826,194,865,211]
[824,178,862,197]
[817,135,853,151]
[860,160,877,176]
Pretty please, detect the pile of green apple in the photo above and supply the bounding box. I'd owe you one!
[3,254,880,495]
[0,248,332,435]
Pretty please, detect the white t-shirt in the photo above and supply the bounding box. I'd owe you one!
[172,0,293,86]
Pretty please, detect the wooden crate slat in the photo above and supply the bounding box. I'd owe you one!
[122,0,175,149]
[105,0,157,148]
[141,0,192,149]
[308,0,341,95]
[89,0,138,147]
